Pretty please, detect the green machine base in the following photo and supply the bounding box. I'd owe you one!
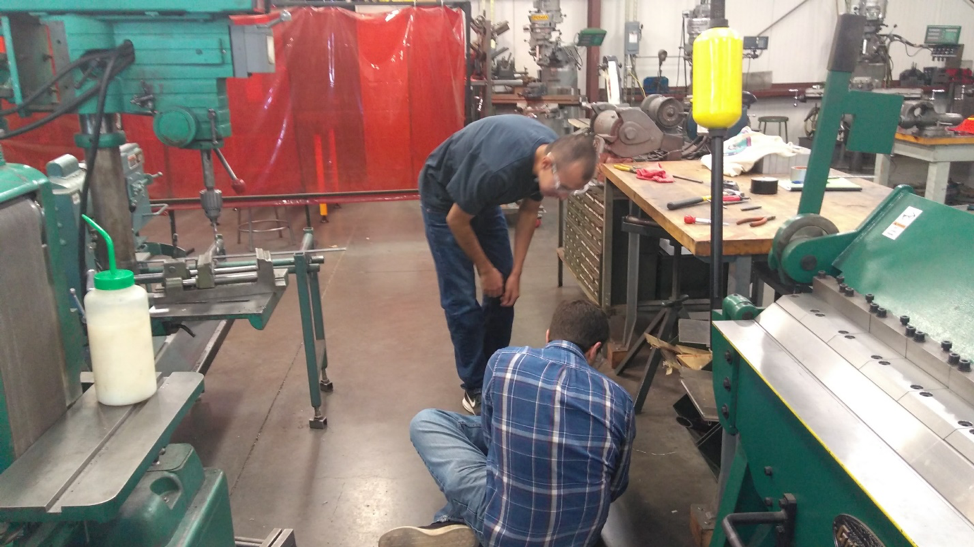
[20,445,235,547]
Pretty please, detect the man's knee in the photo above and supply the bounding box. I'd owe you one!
[409,408,449,446]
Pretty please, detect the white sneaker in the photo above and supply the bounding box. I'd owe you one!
[461,391,481,415]
[378,522,478,547]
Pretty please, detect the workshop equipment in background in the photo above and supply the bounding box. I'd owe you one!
[0,147,297,546]
[692,18,742,312]
[898,100,964,138]
[793,15,901,218]
[590,101,684,160]
[525,0,581,95]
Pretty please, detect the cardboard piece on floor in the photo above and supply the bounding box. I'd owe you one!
[678,354,712,371]
[645,334,711,356]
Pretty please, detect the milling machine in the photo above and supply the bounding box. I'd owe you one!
[524,0,581,96]
[707,14,974,547]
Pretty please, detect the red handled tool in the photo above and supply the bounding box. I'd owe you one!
[736,215,777,227]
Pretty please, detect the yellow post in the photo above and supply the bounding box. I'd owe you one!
[690,26,742,311]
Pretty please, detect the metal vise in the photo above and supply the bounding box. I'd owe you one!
[899,100,964,138]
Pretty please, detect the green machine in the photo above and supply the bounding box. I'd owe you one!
[0,2,335,545]
[708,14,974,547]
[0,0,334,427]
[0,153,295,546]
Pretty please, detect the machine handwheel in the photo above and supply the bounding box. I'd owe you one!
[772,214,839,284]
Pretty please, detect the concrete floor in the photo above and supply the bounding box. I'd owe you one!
[146,200,715,547]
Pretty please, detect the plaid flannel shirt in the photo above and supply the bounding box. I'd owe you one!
[481,341,636,546]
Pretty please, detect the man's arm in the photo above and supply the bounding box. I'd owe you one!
[609,406,636,502]
[446,204,504,297]
[501,198,541,307]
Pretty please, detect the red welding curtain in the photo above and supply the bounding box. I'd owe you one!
[2,7,465,201]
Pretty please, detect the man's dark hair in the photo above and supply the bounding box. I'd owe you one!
[547,133,598,182]
[548,299,610,352]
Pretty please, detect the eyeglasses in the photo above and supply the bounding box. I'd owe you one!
[549,154,595,197]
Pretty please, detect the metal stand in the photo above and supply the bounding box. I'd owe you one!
[614,220,690,413]
[292,232,332,429]
[236,206,295,251]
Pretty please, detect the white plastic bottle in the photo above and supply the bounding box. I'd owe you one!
[82,215,158,406]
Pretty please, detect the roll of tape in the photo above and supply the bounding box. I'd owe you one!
[751,176,779,195]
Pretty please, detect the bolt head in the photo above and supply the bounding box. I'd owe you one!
[949,352,961,365]
[865,293,874,303]
[876,307,887,318]
[723,377,732,391]
[900,315,910,325]
[942,340,953,352]
[764,466,773,476]
[721,404,729,418]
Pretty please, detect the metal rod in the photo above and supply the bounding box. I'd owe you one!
[151,189,416,206]
[710,130,726,312]
[136,272,259,287]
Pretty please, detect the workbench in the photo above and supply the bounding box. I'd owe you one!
[568,159,891,411]
[874,132,974,203]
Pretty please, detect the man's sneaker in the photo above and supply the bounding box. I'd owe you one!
[378,522,478,547]
[461,390,481,415]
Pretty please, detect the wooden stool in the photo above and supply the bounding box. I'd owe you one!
[236,206,295,251]
[758,115,789,143]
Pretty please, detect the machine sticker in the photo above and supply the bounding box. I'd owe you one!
[881,206,922,240]
[833,515,885,547]
[529,14,549,21]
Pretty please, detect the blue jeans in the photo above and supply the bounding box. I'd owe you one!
[410,409,488,542]
[421,204,514,392]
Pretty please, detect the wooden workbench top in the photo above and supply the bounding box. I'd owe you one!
[894,132,974,146]
[601,160,892,257]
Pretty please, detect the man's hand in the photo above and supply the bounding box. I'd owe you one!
[501,273,520,307]
[480,266,504,298]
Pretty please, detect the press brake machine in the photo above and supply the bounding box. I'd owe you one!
[708,14,974,547]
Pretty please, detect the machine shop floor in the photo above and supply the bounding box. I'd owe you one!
[146,201,716,547]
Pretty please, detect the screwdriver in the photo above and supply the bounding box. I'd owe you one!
[684,215,728,225]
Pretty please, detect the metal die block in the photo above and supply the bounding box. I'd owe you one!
[950,369,974,412]
[900,388,974,440]
[907,337,953,388]
[774,292,832,322]
[870,312,908,357]
[827,332,899,369]
[796,305,865,341]
[946,428,974,465]
[860,358,944,401]
[812,277,871,330]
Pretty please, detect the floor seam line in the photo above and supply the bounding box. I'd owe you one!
[228,342,302,495]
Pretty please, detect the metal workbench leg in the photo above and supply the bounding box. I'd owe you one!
[294,254,326,429]
[557,199,564,287]
[309,270,333,392]
[728,257,752,298]
[622,200,641,350]
[601,181,616,310]
[633,307,679,413]
[874,153,892,187]
[925,161,951,204]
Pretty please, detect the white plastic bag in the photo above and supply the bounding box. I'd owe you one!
[701,128,802,176]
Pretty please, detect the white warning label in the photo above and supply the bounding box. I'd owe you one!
[882,206,922,240]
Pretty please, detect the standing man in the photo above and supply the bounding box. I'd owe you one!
[419,115,598,414]
[379,299,635,547]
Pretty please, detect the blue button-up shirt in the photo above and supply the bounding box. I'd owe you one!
[481,341,636,546]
